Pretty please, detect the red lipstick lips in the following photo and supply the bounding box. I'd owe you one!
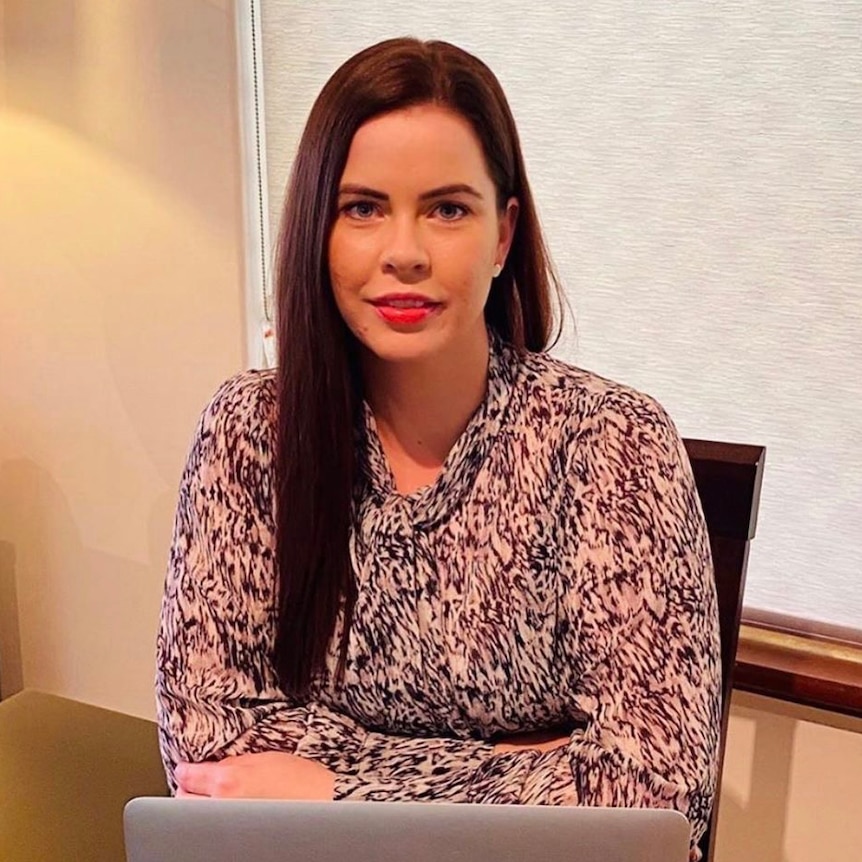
[370,294,441,326]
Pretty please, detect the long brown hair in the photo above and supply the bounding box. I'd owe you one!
[273,37,563,698]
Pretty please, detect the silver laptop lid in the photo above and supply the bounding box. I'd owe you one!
[125,797,690,862]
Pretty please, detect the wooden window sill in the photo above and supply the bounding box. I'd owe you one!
[735,623,862,718]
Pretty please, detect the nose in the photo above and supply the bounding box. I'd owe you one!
[381,216,430,282]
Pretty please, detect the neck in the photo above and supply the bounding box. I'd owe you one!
[362,330,491,471]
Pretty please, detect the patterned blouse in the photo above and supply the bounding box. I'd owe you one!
[156,336,721,854]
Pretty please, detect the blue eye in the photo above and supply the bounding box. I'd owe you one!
[435,202,468,221]
[344,201,378,219]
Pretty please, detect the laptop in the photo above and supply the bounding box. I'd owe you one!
[124,798,691,862]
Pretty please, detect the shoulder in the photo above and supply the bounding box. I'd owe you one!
[196,369,277,442]
[186,369,278,479]
[512,348,677,447]
[199,368,277,425]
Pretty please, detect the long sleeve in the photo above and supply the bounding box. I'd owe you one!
[156,373,493,794]
[527,390,720,839]
[157,358,720,855]
[333,390,720,850]
[155,373,362,788]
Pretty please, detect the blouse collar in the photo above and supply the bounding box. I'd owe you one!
[356,331,519,530]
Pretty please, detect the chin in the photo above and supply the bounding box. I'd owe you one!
[356,327,452,366]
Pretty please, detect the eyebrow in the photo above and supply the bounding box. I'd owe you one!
[337,183,485,201]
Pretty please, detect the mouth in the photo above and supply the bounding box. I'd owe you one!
[369,294,442,326]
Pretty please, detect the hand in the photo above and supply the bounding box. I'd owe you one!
[174,752,336,800]
[492,730,570,755]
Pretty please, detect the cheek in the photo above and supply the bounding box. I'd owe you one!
[328,234,374,339]
[329,228,376,294]
[432,228,496,276]
[469,269,494,313]
[327,230,349,288]
[326,237,351,320]
[329,234,360,310]
[441,238,494,306]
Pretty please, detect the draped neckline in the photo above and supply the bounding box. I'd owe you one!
[354,332,519,532]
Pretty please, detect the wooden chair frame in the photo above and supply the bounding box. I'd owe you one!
[683,438,766,861]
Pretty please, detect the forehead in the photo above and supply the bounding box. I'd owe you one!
[340,104,494,191]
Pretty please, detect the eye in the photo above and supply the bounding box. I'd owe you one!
[342,200,380,220]
[433,201,469,221]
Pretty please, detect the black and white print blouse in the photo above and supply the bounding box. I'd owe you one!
[156,336,721,854]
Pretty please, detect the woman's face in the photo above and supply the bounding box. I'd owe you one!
[328,104,517,367]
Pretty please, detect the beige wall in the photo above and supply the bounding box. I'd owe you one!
[716,693,862,862]
[0,0,246,716]
[1,5,860,862]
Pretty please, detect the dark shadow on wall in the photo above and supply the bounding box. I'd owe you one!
[2,0,241,225]
[714,698,794,862]
[0,457,169,716]
[0,542,24,699]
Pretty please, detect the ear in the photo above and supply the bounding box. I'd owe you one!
[495,197,519,269]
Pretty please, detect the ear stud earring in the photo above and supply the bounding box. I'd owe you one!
[492,263,502,278]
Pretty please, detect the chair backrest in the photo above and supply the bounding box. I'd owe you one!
[682,438,765,862]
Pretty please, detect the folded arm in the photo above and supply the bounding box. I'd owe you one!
[328,393,721,851]
[156,375,491,793]
[158,377,719,849]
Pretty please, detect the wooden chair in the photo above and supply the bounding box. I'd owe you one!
[0,440,764,862]
[682,439,766,862]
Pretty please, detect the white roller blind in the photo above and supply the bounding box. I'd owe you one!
[253,1,862,633]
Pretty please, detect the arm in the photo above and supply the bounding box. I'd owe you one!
[156,373,495,795]
[159,375,718,838]
[332,392,720,852]
[546,393,721,843]
[156,374,358,789]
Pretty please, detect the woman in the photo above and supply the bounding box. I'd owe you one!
[157,37,720,856]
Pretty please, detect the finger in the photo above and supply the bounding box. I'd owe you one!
[175,761,224,796]
[175,787,208,798]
